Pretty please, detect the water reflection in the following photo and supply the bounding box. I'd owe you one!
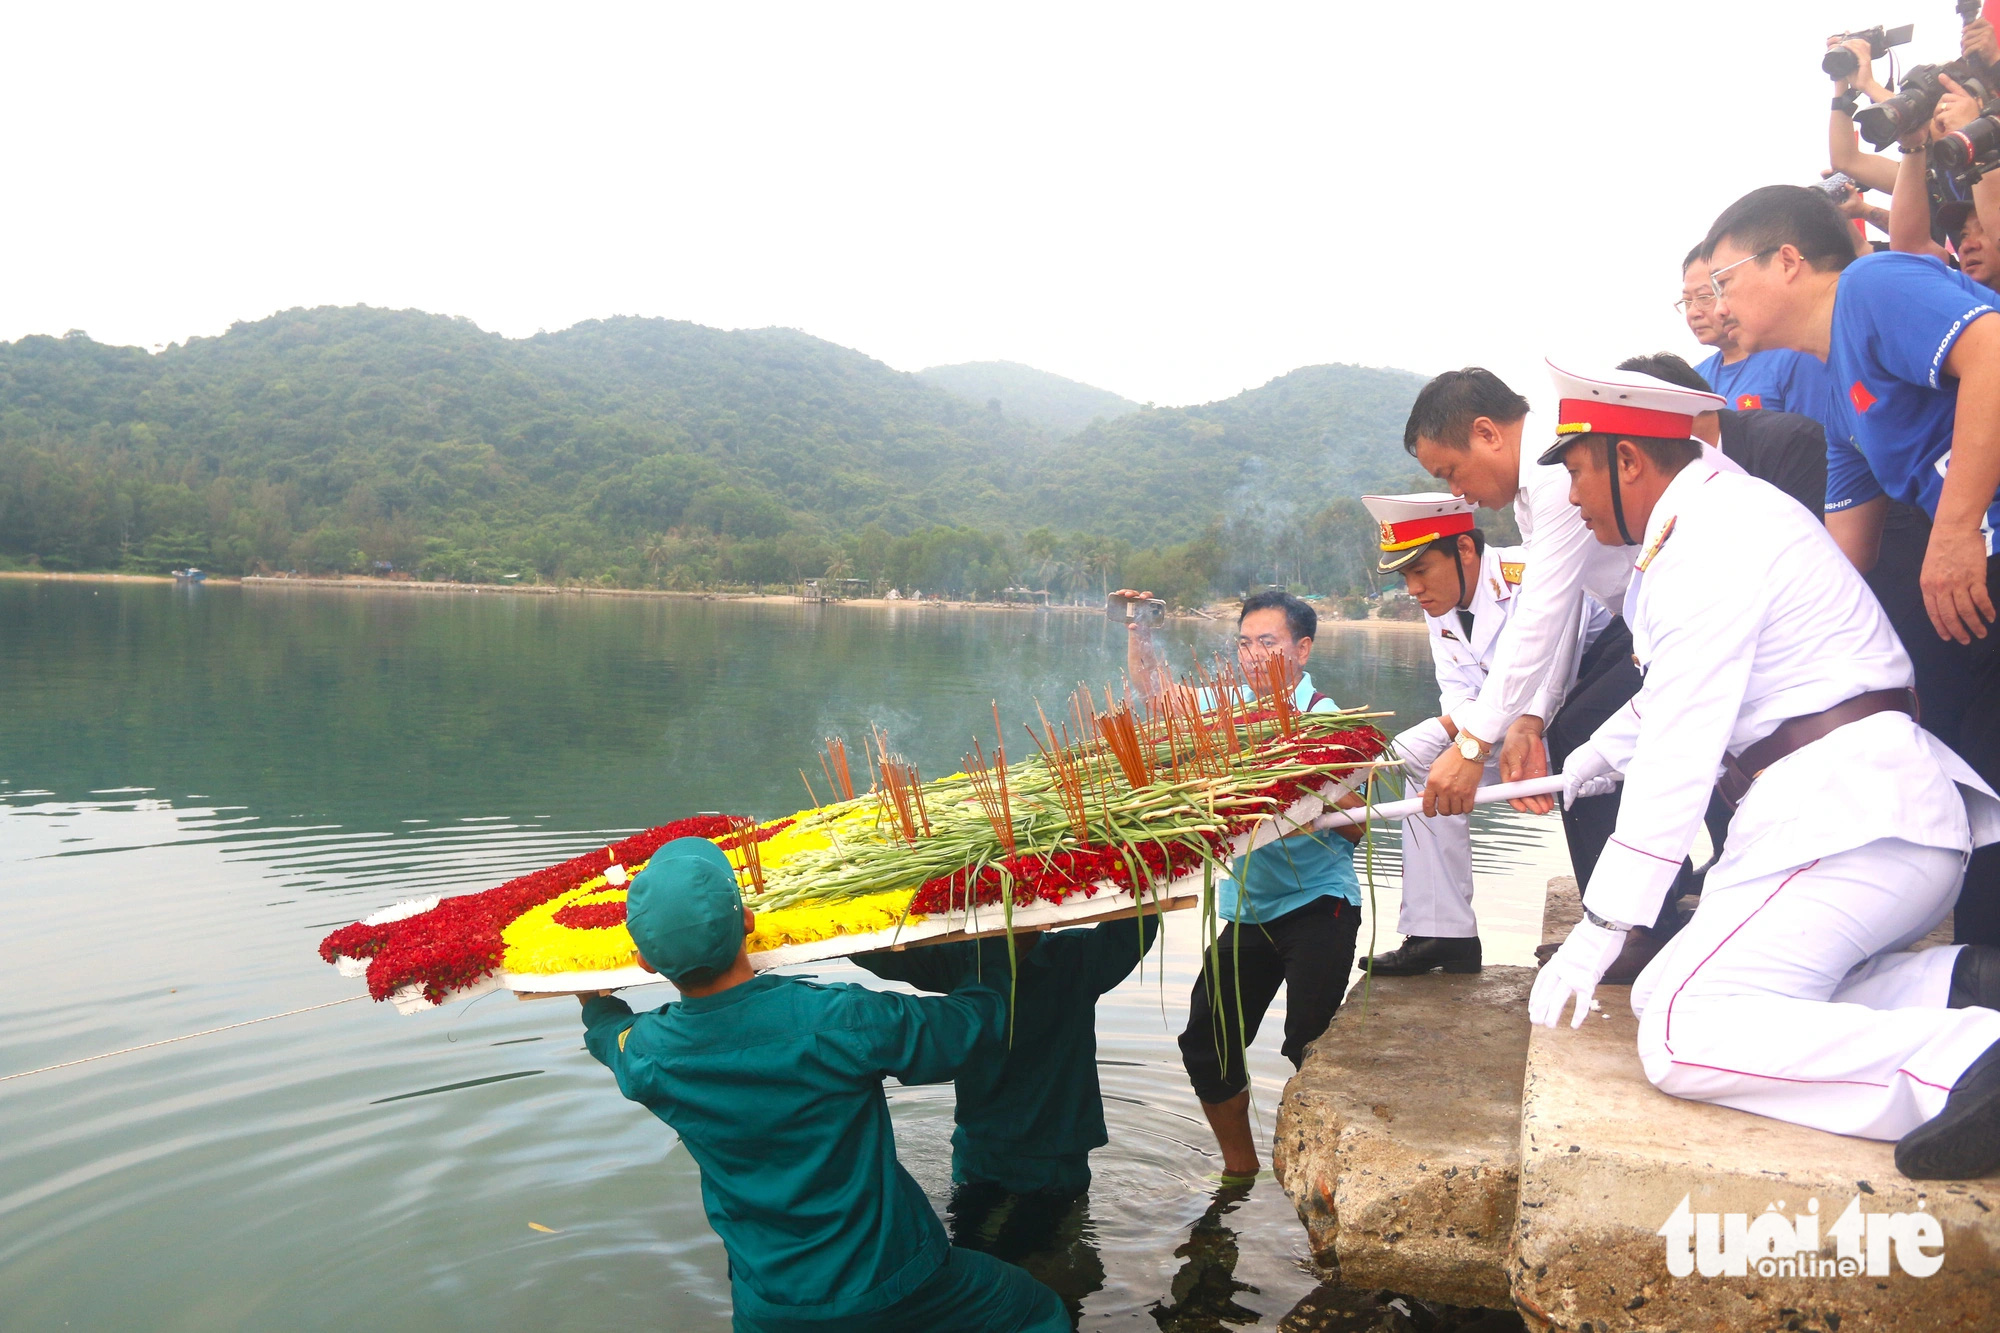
[0,585,1562,1330]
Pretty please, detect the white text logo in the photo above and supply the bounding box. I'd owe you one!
[1657,1194,1943,1278]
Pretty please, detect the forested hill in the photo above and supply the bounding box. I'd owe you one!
[917,360,1139,435]
[0,306,1435,600]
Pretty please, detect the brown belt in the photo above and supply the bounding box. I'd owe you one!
[1716,688,1916,808]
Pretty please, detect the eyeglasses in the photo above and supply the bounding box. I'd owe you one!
[1672,291,1717,314]
[1708,248,1778,302]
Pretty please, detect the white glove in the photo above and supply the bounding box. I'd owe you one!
[1528,918,1628,1029]
[1390,718,1453,777]
[1559,747,1618,810]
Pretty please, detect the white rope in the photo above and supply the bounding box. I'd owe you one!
[0,994,365,1084]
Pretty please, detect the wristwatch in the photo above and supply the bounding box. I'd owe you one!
[1455,730,1493,762]
[1585,907,1633,933]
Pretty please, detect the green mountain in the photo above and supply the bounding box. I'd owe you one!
[0,307,1434,602]
[917,360,1138,435]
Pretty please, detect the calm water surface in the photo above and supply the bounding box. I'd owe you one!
[0,582,1564,1331]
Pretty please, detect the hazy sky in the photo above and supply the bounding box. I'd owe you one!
[5,1,1958,411]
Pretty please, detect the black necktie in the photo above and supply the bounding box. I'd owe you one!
[1457,608,1476,640]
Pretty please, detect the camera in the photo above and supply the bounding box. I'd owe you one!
[1106,589,1165,628]
[1855,58,1999,146]
[1822,23,1915,79]
[1936,114,2000,177]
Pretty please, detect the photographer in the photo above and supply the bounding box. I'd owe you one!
[1703,183,2000,947]
[1827,34,1902,195]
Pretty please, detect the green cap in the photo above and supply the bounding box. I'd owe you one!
[626,837,746,982]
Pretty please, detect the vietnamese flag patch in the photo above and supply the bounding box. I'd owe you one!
[1736,394,1763,410]
[1850,380,1878,413]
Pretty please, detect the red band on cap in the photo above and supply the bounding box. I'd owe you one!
[1379,512,1476,551]
[1557,398,1694,440]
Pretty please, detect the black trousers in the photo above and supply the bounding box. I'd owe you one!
[1867,520,2000,947]
[1178,894,1359,1104]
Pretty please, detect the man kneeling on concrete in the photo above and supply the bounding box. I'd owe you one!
[579,838,1068,1331]
[1363,493,1606,975]
[1530,363,2000,1181]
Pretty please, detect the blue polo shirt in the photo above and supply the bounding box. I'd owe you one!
[1823,251,2000,551]
[1194,671,1361,923]
[1695,346,1837,419]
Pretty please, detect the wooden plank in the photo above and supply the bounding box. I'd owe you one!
[872,893,1200,951]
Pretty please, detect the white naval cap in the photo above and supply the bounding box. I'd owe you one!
[1361,492,1477,574]
[1536,360,1726,466]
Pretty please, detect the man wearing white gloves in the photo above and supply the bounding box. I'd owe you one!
[1362,492,1607,975]
[1533,361,2000,1180]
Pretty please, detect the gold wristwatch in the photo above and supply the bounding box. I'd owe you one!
[1455,730,1493,762]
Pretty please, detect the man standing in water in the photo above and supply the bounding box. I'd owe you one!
[578,837,1067,1332]
[1129,590,1365,1183]
[854,913,1159,1320]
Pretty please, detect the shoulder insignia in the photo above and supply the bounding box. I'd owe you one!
[1635,514,1678,573]
[1500,561,1525,586]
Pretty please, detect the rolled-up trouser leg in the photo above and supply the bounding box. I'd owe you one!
[1632,838,2000,1141]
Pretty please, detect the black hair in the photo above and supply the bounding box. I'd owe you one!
[1616,352,1713,394]
[1681,244,1706,271]
[1466,527,1488,556]
[1701,185,1858,274]
[1572,432,1702,471]
[1403,368,1532,455]
[1239,588,1316,641]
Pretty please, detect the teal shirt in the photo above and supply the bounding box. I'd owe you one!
[854,914,1161,1193]
[1197,671,1362,923]
[581,973,1005,1322]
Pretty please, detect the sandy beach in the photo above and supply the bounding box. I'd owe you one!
[0,570,1429,630]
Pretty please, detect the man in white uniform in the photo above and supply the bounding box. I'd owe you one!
[1532,363,2000,1180]
[1406,369,1713,980]
[1363,493,1607,974]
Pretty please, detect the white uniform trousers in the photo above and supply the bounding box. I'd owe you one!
[1630,837,2000,1141]
[1396,755,1500,938]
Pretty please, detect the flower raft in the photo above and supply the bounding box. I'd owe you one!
[319,684,1390,1013]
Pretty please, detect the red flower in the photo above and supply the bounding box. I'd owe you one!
[319,813,784,1002]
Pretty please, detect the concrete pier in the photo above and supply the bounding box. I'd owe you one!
[1513,879,2000,1333]
[1273,966,1533,1307]
[1273,876,2000,1329]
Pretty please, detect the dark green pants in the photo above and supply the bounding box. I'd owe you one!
[734,1245,1068,1333]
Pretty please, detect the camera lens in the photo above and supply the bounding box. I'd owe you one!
[1855,97,1919,150]
[1935,117,2000,173]
[1823,47,1861,79]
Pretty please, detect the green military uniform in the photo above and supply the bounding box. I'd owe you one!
[854,913,1161,1193]
[583,975,1066,1333]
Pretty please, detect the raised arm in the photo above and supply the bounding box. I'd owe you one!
[826,980,1008,1086]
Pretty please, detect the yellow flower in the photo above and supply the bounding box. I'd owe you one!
[745,891,922,953]
[501,875,639,974]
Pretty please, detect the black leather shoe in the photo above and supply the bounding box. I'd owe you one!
[1948,945,2000,1010]
[1895,1038,2000,1180]
[1369,935,1481,975]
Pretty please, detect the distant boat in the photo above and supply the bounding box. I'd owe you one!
[172,568,207,582]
